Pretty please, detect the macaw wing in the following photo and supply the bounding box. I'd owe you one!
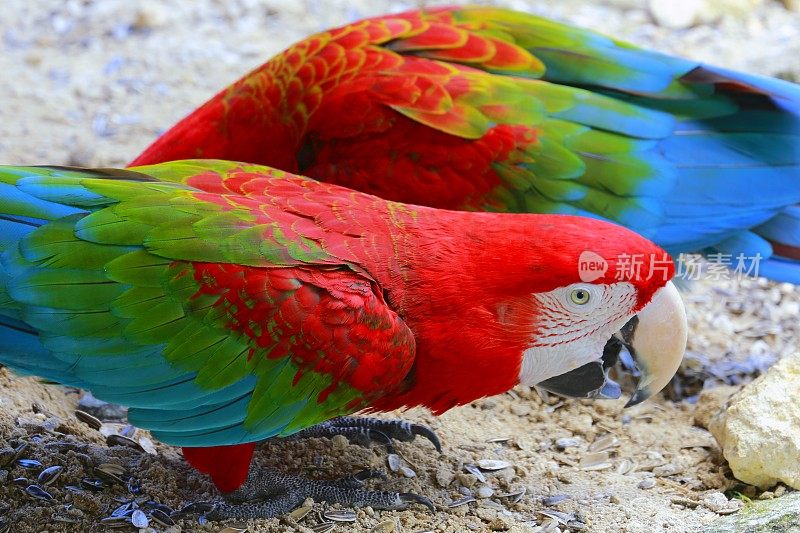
[304,7,800,256]
[0,162,416,448]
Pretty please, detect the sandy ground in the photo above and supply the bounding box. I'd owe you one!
[1,1,800,532]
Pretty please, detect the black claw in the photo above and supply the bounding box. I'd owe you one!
[172,501,217,518]
[410,424,442,453]
[353,469,386,483]
[399,492,435,513]
[368,429,395,453]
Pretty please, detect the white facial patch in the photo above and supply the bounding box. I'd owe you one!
[519,282,637,386]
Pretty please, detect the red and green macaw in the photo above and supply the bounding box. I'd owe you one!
[132,6,800,282]
[0,160,686,515]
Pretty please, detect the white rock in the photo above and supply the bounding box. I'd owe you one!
[648,0,699,29]
[649,0,766,28]
[782,0,800,11]
[701,491,730,512]
[709,352,800,489]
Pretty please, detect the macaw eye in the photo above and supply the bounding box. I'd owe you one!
[570,288,591,305]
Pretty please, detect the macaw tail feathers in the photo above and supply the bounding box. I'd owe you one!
[182,443,256,493]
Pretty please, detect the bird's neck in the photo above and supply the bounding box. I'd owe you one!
[368,211,538,413]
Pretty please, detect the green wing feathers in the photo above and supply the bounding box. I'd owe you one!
[0,163,416,446]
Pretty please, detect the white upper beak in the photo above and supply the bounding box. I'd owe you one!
[624,281,688,406]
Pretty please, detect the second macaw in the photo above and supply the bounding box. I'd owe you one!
[131,6,800,282]
[0,160,686,518]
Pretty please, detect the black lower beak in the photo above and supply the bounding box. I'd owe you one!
[536,336,624,400]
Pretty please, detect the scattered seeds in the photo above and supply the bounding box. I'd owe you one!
[555,438,581,449]
[477,459,511,471]
[81,477,105,492]
[94,464,125,485]
[616,458,635,475]
[400,466,416,478]
[464,464,487,483]
[448,496,476,508]
[138,436,158,455]
[387,454,402,473]
[497,487,526,504]
[149,508,175,527]
[37,465,63,486]
[310,523,335,533]
[74,410,102,430]
[16,458,42,469]
[323,509,357,522]
[579,452,612,471]
[99,516,131,528]
[131,509,148,528]
[486,437,512,444]
[539,510,574,526]
[543,494,571,506]
[589,435,620,453]
[106,434,145,452]
[25,484,53,501]
[99,423,127,438]
[288,505,312,521]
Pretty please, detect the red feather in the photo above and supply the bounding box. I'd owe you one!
[182,443,256,493]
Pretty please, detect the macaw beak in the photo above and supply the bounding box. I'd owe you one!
[536,281,687,406]
[621,281,687,406]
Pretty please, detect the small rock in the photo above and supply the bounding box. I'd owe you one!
[709,352,800,489]
[400,466,416,478]
[782,0,800,11]
[70,491,101,514]
[370,520,396,533]
[648,0,699,28]
[638,478,656,490]
[133,1,170,29]
[476,485,494,498]
[330,434,349,451]
[457,473,478,488]
[701,492,731,512]
[693,385,739,429]
[510,403,531,417]
[489,515,512,530]
[435,465,455,487]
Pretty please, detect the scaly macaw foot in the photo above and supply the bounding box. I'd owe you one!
[177,467,434,520]
[289,416,442,454]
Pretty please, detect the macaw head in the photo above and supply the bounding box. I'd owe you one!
[503,215,687,406]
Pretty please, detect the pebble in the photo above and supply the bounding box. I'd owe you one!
[701,491,732,512]
[370,520,395,533]
[456,473,478,488]
[435,465,455,487]
[478,460,512,471]
[638,478,656,490]
[476,485,494,498]
[400,466,416,478]
[510,403,531,417]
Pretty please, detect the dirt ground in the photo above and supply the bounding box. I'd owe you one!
[1,1,800,532]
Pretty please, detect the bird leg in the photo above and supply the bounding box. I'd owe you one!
[288,415,442,453]
[177,467,434,520]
